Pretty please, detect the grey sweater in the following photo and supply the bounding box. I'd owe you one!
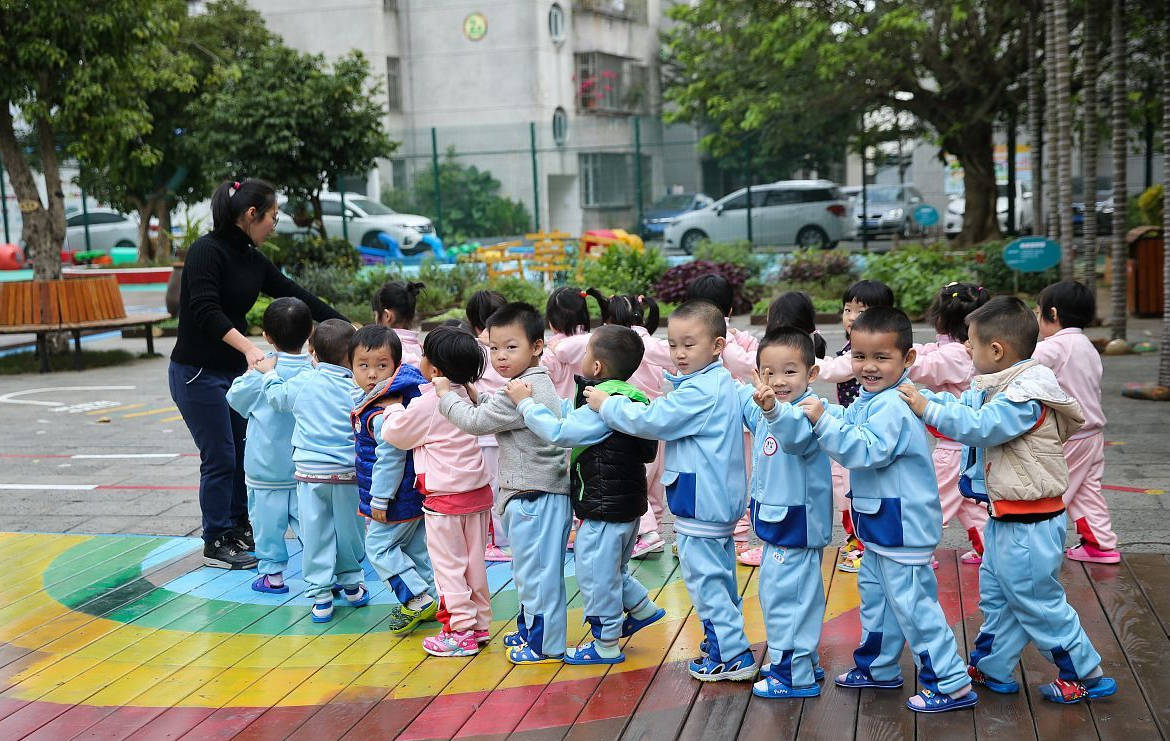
[438,365,570,512]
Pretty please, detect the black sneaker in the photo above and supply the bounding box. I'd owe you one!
[231,523,255,551]
[203,537,259,569]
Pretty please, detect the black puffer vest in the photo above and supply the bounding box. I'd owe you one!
[570,376,658,523]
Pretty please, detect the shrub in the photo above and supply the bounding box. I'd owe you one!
[778,249,856,283]
[864,243,974,318]
[692,240,763,277]
[246,296,272,334]
[470,275,551,311]
[579,245,668,296]
[1138,184,1164,227]
[968,240,1055,296]
[261,234,361,273]
[288,265,368,306]
[652,260,756,315]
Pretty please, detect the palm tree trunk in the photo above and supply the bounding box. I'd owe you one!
[1054,0,1076,279]
[1045,0,1060,242]
[1109,0,1128,341]
[1160,4,1169,387]
[1029,14,1045,237]
[1081,0,1100,294]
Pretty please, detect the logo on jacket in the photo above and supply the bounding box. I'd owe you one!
[762,436,778,456]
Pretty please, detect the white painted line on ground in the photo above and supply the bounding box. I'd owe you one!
[0,386,136,407]
[0,484,98,491]
[71,454,180,460]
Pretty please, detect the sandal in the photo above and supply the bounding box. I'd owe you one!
[507,643,563,665]
[834,666,903,689]
[905,689,978,713]
[563,641,625,665]
[620,607,666,638]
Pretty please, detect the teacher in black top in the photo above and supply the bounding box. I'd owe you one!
[169,178,344,569]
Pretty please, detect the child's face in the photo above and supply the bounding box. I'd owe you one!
[966,322,1020,374]
[352,344,398,393]
[488,322,544,379]
[418,355,436,382]
[579,338,605,379]
[842,299,868,336]
[1036,305,1061,339]
[757,344,818,403]
[849,330,915,393]
[667,315,725,375]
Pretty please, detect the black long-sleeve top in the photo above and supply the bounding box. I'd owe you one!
[170,225,343,374]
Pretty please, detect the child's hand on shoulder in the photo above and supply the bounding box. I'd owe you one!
[370,507,389,524]
[583,386,611,411]
[505,379,533,405]
[751,369,776,411]
[432,376,452,397]
[797,395,825,424]
[898,382,928,417]
[255,355,277,373]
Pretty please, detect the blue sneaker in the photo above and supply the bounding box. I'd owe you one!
[342,584,370,607]
[835,666,903,689]
[1039,677,1117,704]
[761,662,825,683]
[906,689,978,713]
[620,607,666,638]
[968,665,1019,694]
[752,674,821,699]
[311,600,334,623]
[688,649,756,682]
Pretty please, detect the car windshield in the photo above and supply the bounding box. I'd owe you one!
[348,197,396,215]
[861,185,902,202]
[652,194,694,210]
[1072,176,1112,197]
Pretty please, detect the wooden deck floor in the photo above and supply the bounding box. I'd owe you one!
[0,532,1165,740]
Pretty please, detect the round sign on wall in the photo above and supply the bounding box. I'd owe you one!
[1002,236,1062,272]
[913,204,939,227]
[463,12,487,41]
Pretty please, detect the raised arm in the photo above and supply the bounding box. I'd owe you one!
[518,398,610,447]
[438,388,527,436]
[261,369,306,413]
[813,395,908,470]
[381,395,436,451]
[598,383,711,441]
[764,402,819,457]
[226,368,265,417]
[815,353,855,383]
[923,394,1044,448]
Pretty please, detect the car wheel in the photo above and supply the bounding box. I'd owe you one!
[115,240,136,249]
[680,229,707,255]
[360,231,383,249]
[796,225,830,250]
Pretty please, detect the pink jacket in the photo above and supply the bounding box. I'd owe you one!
[910,334,974,450]
[721,320,758,382]
[1032,328,1104,438]
[816,348,855,383]
[543,331,591,397]
[381,384,490,494]
[630,325,669,398]
[394,328,422,368]
[472,330,507,449]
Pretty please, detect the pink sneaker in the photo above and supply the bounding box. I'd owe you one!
[631,531,665,559]
[473,629,491,645]
[1066,543,1121,564]
[737,546,763,567]
[960,550,983,565]
[930,557,939,570]
[422,629,480,657]
[484,544,512,562]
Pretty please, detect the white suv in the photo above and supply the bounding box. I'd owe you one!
[277,193,438,254]
[664,180,848,253]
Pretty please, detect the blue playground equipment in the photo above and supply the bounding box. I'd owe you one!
[358,232,450,266]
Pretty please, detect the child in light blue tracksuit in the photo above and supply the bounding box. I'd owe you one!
[226,297,314,592]
[800,307,975,714]
[900,296,1116,705]
[739,327,833,698]
[259,319,369,624]
[586,300,752,682]
[349,325,437,636]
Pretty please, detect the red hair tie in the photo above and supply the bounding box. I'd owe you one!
[579,290,587,298]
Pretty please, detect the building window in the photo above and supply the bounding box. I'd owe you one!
[548,3,566,43]
[575,53,647,114]
[579,152,650,208]
[383,0,397,11]
[572,0,647,24]
[386,57,402,112]
[552,107,568,146]
[391,158,407,191]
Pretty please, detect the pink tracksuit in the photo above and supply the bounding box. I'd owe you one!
[722,322,758,541]
[631,326,671,538]
[382,385,493,633]
[1033,328,1117,551]
[393,328,423,368]
[542,331,591,398]
[910,335,989,555]
[815,351,858,540]
[474,331,510,549]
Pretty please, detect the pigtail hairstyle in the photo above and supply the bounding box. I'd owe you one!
[766,291,826,358]
[465,290,507,335]
[210,178,276,236]
[373,281,426,326]
[925,282,989,342]
[545,285,590,336]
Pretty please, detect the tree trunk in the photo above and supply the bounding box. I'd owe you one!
[155,198,173,260]
[0,107,62,282]
[310,192,327,238]
[1081,0,1100,294]
[136,201,154,262]
[1160,1,1169,388]
[952,120,1000,246]
[1045,0,1060,242]
[1054,0,1076,279]
[1029,14,1046,237]
[1109,0,1128,341]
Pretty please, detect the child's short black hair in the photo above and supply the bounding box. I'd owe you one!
[765,291,826,358]
[262,297,312,353]
[422,325,485,384]
[487,301,544,345]
[850,306,913,355]
[465,290,506,334]
[685,273,734,316]
[843,279,895,309]
[1038,280,1095,329]
[589,324,644,381]
[925,282,990,342]
[967,296,1039,359]
[310,319,357,367]
[758,326,816,369]
[372,280,425,325]
[587,288,661,335]
[545,286,590,336]
[671,299,726,341]
[348,324,402,367]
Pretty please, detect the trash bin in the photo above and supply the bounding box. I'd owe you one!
[1127,227,1164,317]
[110,246,138,265]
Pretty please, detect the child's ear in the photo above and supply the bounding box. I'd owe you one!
[807,364,820,383]
[714,336,727,355]
[990,340,1005,360]
[592,358,605,378]
[532,338,545,358]
[261,330,274,347]
[904,347,917,369]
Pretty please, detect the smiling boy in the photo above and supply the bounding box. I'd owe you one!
[799,307,976,713]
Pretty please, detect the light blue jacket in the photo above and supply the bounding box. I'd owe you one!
[226,352,312,489]
[599,360,747,538]
[812,373,941,559]
[262,361,361,474]
[517,397,611,448]
[737,386,832,549]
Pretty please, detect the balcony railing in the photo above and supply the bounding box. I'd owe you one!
[573,0,648,24]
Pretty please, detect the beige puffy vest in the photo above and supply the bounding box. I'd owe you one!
[973,359,1084,516]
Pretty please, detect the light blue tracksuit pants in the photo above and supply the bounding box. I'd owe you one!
[854,550,970,694]
[502,492,572,657]
[365,516,434,604]
[247,486,300,576]
[759,545,825,687]
[970,515,1102,682]
[297,481,365,601]
[676,533,750,662]
[574,519,652,644]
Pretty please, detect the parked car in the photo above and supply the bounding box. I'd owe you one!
[276,193,438,255]
[1072,176,1114,236]
[840,186,862,239]
[63,207,139,253]
[944,182,1034,237]
[851,184,928,239]
[639,192,713,240]
[663,180,847,253]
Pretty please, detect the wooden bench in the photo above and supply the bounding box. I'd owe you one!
[0,275,171,372]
